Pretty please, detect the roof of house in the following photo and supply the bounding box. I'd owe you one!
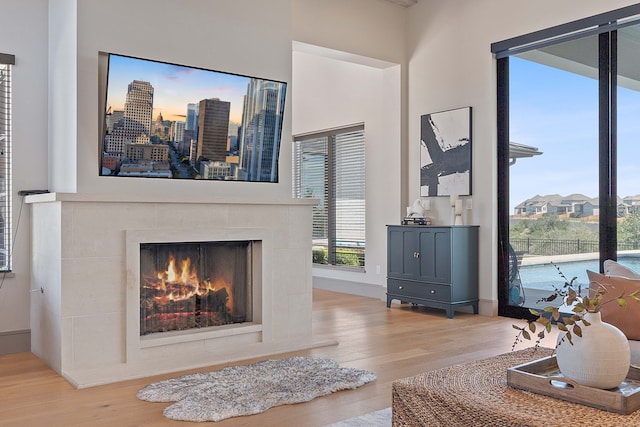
[514,193,598,209]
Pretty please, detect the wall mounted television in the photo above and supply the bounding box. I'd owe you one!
[100,53,287,182]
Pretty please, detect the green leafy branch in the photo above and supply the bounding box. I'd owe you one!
[512,262,640,351]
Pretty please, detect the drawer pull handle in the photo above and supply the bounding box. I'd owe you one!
[430,290,436,294]
[413,252,420,258]
[398,286,404,290]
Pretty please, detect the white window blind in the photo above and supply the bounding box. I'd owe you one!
[0,53,14,272]
[293,124,365,268]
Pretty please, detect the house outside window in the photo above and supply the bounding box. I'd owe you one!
[293,124,365,269]
[0,54,13,272]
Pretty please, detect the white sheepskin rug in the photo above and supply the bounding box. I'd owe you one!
[137,356,377,422]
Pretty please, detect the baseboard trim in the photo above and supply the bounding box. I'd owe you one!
[0,329,31,355]
[313,278,498,317]
[479,298,499,317]
[313,277,386,300]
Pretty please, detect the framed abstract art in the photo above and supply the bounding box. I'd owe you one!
[420,106,472,197]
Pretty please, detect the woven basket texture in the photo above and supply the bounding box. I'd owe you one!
[392,347,640,427]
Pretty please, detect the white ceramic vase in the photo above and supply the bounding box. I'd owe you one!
[555,311,630,389]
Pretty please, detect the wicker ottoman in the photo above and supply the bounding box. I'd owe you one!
[392,347,640,426]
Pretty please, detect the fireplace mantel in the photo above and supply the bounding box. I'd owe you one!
[25,191,318,206]
[27,193,332,388]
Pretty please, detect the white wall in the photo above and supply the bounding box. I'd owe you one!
[48,0,77,193]
[293,0,407,65]
[406,0,640,314]
[292,48,401,291]
[0,0,49,336]
[52,0,294,199]
[292,0,406,296]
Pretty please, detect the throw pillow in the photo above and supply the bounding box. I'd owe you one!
[603,259,640,279]
[587,270,640,340]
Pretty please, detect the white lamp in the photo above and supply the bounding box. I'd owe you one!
[454,199,463,225]
[450,194,459,225]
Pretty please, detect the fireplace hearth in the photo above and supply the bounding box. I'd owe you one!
[140,241,253,335]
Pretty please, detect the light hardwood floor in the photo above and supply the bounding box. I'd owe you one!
[0,289,557,427]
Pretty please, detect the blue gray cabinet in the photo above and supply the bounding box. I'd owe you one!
[386,225,479,318]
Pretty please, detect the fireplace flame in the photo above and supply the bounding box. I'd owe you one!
[145,253,234,313]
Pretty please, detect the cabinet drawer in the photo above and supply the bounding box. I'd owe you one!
[387,279,452,303]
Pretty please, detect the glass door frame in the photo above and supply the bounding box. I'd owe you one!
[493,4,640,319]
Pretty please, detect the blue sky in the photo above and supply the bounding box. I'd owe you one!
[105,54,250,123]
[509,56,640,212]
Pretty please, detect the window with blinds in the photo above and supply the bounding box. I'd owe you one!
[0,54,14,272]
[293,124,365,268]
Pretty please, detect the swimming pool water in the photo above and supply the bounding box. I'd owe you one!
[518,256,640,291]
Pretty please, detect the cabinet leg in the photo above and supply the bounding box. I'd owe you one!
[446,307,454,319]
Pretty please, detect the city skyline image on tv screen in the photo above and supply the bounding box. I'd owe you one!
[100,53,286,182]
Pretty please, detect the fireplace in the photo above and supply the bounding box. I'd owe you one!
[28,194,326,388]
[126,228,266,356]
[139,241,254,335]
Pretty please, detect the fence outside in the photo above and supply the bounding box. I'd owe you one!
[510,238,640,256]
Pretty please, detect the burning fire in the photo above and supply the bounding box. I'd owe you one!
[145,253,234,312]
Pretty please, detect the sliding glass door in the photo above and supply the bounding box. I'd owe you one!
[506,36,601,310]
[616,24,640,259]
[495,6,640,318]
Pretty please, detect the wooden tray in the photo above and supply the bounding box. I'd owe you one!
[507,355,640,414]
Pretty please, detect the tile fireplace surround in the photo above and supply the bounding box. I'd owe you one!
[26,193,334,388]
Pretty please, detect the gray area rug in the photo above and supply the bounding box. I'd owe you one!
[324,407,391,427]
[137,356,377,422]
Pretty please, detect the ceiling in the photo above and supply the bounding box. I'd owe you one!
[519,23,640,92]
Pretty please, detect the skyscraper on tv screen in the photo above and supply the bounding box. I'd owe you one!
[196,98,231,164]
[238,79,286,182]
[105,80,154,155]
